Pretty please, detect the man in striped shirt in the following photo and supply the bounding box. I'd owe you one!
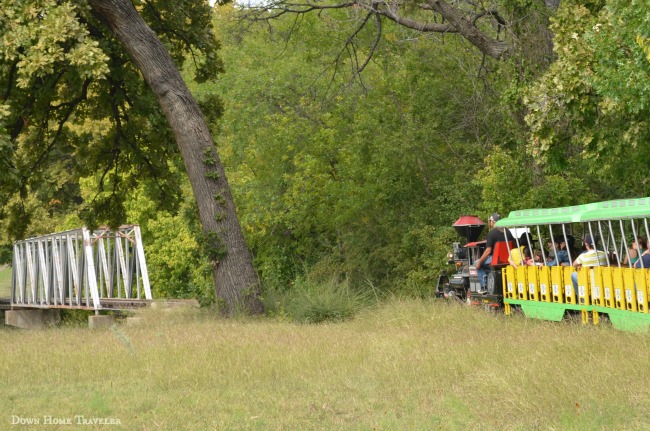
[571,235,608,297]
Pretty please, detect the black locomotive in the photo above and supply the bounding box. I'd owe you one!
[435,215,508,308]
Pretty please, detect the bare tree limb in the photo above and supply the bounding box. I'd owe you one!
[426,0,508,59]
[244,0,510,63]
[354,12,382,76]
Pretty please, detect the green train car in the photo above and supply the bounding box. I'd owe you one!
[439,197,650,332]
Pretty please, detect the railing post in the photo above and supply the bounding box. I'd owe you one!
[82,228,101,311]
[134,225,152,300]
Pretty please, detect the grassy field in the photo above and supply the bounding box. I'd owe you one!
[0,265,11,298]
[1,299,649,430]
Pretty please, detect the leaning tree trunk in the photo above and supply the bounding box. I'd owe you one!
[88,0,263,315]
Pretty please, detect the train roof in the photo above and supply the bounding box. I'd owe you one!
[580,197,650,221]
[495,196,650,227]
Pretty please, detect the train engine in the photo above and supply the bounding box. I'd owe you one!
[436,215,510,307]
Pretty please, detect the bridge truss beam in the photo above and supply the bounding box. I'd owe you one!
[11,225,152,310]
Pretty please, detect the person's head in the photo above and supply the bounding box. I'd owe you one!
[566,234,576,252]
[584,235,598,249]
[519,232,533,247]
[549,236,566,250]
[488,213,501,227]
[534,250,542,261]
[634,236,648,250]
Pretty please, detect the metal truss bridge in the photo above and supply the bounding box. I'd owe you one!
[4,225,152,312]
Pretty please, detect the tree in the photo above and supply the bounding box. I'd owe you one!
[210,4,497,295]
[524,0,650,198]
[244,0,561,64]
[0,0,262,314]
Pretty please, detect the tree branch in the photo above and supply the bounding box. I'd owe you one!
[2,58,20,102]
[374,2,456,33]
[354,12,382,77]
[426,0,508,59]
[246,0,509,59]
[27,78,91,174]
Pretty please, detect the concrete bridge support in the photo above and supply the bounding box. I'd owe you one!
[88,314,115,329]
[5,309,61,329]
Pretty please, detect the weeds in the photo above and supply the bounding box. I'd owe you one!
[263,276,373,323]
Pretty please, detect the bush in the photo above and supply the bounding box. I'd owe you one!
[60,309,94,326]
[263,276,372,323]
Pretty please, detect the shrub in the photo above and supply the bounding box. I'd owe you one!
[264,276,372,323]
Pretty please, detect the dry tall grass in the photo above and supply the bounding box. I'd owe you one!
[1,300,649,430]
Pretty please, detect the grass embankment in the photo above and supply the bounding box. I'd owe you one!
[1,300,649,430]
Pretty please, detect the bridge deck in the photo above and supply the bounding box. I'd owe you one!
[0,298,196,311]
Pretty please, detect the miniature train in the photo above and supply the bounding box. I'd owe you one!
[436,197,650,332]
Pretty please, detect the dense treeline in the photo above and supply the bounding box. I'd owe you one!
[1,1,649,312]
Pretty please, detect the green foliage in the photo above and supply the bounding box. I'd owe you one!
[4,0,647,305]
[0,244,11,265]
[210,7,498,295]
[0,0,223,240]
[0,0,233,304]
[124,178,214,304]
[202,147,218,166]
[204,170,220,181]
[390,225,459,298]
[524,0,650,197]
[0,1,109,88]
[139,0,224,83]
[264,276,372,323]
[202,229,227,263]
[475,147,593,215]
[60,309,93,326]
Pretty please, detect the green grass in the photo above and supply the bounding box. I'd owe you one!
[0,265,10,298]
[1,300,649,430]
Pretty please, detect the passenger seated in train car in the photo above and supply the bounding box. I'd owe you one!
[622,236,647,267]
[633,249,650,269]
[546,236,570,267]
[521,248,543,267]
[531,250,544,266]
[521,247,534,266]
[509,232,533,268]
[565,234,576,258]
[571,235,608,296]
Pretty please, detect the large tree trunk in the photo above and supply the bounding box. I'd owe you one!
[88,0,263,315]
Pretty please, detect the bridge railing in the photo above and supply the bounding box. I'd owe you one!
[12,225,152,310]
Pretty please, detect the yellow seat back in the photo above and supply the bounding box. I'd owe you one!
[591,267,605,307]
[550,266,564,303]
[612,267,625,310]
[634,268,648,313]
[563,266,577,304]
[526,266,540,301]
[504,266,516,299]
[602,267,615,308]
[623,268,638,312]
[516,265,528,300]
[538,266,551,302]
[576,268,590,305]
